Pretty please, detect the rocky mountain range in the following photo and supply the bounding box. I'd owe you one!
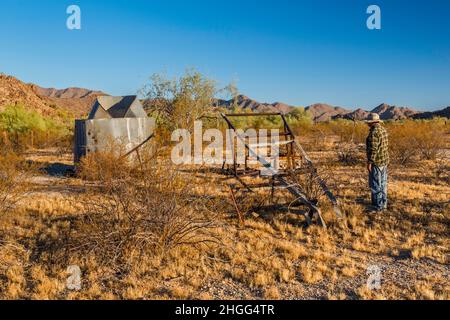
[0,74,106,117]
[0,74,448,121]
[0,74,55,115]
[413,107,450,120]
[304,104,351,122]
[215,95,293,114]
[31,86,105,99]
[216,96,447,121]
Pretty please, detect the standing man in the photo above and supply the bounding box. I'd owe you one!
[366,113,389,212]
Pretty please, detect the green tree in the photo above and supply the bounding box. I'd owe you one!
[0,104,71,149]
[141,69,217,131]
[286,107,313,128]
[0,105,46,134]
[0,105,48,145]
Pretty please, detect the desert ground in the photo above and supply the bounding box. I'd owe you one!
[0,124,448,300]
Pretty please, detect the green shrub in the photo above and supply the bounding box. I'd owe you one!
[0,104,72,151]
[386,120,447,164]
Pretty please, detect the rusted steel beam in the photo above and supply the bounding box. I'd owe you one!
[221,113,326,227]
[280,114,342,218]
[228,185,244,225]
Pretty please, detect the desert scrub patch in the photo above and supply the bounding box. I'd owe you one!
[29,265,65,300]
[251,270,274,288]
[275,240,308,260]
[0,241,29,299]
[0,115,447,300]
[297,261,324,284]
[276,268,293,283]
[263,286,281,299]
[0,152,34,215]
[387,119,447,164]
[70,149,219,279]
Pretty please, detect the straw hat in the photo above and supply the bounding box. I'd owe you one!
[366,113,382,123]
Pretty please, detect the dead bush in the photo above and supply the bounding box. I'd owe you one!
[288,166,330,204]
[78,148,131,184]
[71,149,218,270]
[0,151,33,296]
[337,142,361,165]
[0,153,33,214]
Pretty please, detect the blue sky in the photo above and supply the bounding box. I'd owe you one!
[0,0,449,110]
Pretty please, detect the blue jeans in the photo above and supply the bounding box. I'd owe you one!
[369,165,388,211]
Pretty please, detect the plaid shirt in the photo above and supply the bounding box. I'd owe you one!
[366,124,389,167]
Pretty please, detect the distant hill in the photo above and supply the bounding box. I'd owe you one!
[215,95,294,114]
[413,107,450,120]
[305,103,350,122]
[0,74,55,115]
[0,74,448,121]
[29,85,107,116]
[333,103,421,121]
[0,74,106,117]
[333,108,371,121]
[31,86,105,99]
[370,103,419,120]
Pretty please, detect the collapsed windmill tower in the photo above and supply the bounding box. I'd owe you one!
[221,112,342,227]
[74,96,155,163]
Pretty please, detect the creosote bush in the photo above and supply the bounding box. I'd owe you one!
[72,148,218,270]
[0,104,72,152]
[328,120,368,145]
[0,152,33,215]
[336,142,361,165]
[387,120,447,165]
[141,70,217,133]
[413,121,447,160]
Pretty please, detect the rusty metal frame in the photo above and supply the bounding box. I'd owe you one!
[221,112,342,227]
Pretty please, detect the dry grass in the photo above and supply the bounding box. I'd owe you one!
[0,121,449,300]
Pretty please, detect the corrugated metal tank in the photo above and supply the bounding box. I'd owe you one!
[74,95,156,163]
[74,117,155,163]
